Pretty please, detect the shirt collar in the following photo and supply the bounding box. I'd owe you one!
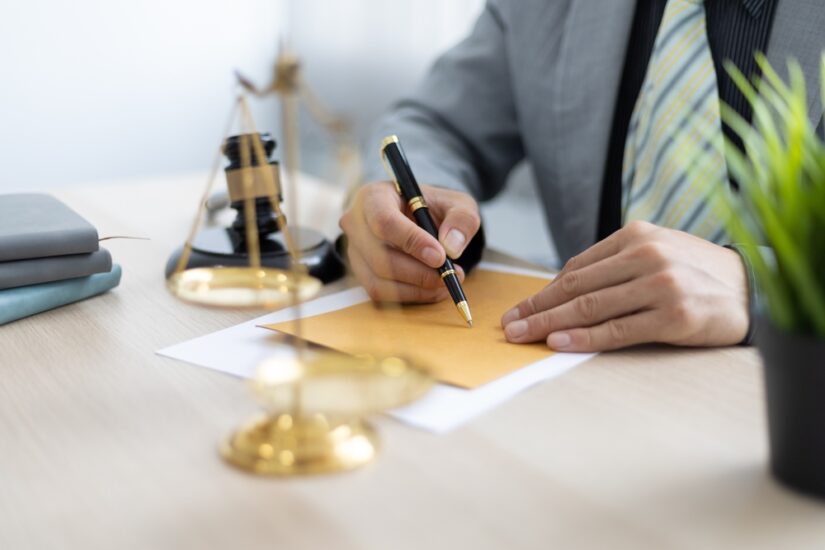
[741,0,768,18]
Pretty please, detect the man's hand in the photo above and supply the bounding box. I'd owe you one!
[339,181,481,303]
[501,221,749,351]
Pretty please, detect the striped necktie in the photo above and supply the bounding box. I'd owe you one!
[621,0,728,243]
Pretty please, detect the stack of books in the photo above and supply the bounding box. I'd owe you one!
[0,193,122,325]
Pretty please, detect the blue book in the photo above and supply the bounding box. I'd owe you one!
[0,264,122,325]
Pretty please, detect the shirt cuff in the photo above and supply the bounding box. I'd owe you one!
[725,243,762,345]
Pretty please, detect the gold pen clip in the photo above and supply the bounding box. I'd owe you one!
[379,135,403,195]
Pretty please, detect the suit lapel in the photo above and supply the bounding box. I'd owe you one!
[552,0,636,250]
[766,1,825,129]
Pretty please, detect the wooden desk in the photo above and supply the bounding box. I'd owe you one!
[1,174,824,550]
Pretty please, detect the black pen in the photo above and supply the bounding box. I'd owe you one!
[380,135,473,327]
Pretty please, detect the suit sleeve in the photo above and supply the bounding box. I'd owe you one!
[364,0,525,202]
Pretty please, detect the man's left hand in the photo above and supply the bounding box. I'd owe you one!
[500,221,750,351]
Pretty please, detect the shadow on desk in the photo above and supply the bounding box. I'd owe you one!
[642,462,825,545]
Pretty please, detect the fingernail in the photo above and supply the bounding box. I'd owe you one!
[501,307,520,325]
[505,320,527,339]
[443,229,466,258]
[548,332,571,349]
[421,247,442,267]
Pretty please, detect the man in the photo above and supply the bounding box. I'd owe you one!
[339,0,824,352]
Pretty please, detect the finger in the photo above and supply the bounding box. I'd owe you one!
[501,249,649,326]
[343,196,466,291]
[368,244,466,289]
[559,220,658,274]
[424,187,481,259]
[363,184,445,268]
[504,279,653,343]
[545,310,663,352]
[348,245,449,303]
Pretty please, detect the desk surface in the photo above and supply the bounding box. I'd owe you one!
[1,174,824,550]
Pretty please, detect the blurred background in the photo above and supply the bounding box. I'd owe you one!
[0,0,556,266]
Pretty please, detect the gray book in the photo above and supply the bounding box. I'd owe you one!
[0,248,112,290]
[0,193,99,262]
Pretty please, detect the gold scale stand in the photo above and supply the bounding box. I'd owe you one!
[167,49,432,475]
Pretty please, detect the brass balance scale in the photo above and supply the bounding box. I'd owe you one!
[166,49,433,475]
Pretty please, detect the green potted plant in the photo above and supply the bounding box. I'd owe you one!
[719,54,825,499]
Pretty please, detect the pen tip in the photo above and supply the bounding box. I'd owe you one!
[456,300,473,327]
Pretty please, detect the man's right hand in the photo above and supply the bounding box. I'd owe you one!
[339,181,481,303]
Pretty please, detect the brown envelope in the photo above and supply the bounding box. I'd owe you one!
[264,269,556,389]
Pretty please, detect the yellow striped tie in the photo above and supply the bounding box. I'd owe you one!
[622,0,728,243]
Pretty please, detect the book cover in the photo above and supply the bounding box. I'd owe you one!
[0,193,99,262]
[0,264,122,325]
[0,248,112,290]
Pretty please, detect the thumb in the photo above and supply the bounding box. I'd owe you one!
[436,198,481,260]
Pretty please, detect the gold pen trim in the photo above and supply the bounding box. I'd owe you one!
[408,195,427,212]
[379,135,402,195]
[380,135,400,150]
[456,300,473,327]
[440,269,456,279]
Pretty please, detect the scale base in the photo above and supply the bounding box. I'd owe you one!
[165,225,345,285]
[221,413,378,475]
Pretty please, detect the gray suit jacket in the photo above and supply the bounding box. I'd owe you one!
[365,0,825,262]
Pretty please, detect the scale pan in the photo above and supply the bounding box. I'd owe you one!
[222,352,434,475]
[167,266,321,308]
[253,352,435,416]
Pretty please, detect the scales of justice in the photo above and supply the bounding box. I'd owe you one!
[165,48,433,475]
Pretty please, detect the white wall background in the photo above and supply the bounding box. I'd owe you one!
[0,0,283,190]
[0,0,484,191]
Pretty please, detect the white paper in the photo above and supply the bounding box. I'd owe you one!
[157,262,596,433]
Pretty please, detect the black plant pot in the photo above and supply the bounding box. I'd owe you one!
[757,317,825,499]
